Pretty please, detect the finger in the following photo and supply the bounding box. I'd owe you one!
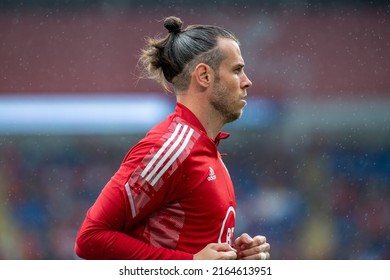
[238,235,266,251]
[240,251,270,261]
[252,235,267,246]
[220,250,237,260]
[241,235,267,250]
[234,233,252,248]
[237,243,271,259]
[209,243,237,260]
[211,243,237,253]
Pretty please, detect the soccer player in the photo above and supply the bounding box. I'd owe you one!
[75,16,270,260]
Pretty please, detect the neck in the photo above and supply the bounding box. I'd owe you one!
[177,94,224,140]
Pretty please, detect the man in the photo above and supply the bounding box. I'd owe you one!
[75,16,270,260]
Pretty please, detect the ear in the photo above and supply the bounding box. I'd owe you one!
[194,63,213,88]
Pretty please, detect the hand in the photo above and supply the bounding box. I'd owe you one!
[193,243,237,260]
[234,233,271,260]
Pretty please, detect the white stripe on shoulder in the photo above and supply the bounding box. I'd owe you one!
[145,124,189,183]
[150,127,194,186]
[141,123,183,178]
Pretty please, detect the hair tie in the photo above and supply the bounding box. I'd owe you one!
[169,28,181,34]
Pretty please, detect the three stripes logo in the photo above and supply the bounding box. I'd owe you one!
[140,123,195,187]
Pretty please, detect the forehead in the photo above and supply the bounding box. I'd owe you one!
[217,37,244,66]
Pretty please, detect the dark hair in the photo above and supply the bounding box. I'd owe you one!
[139,16,238,91]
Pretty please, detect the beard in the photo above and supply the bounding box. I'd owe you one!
[210,79,244,124]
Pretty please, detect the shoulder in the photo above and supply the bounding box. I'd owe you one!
[131,115,203,155]
[123,116,207,186]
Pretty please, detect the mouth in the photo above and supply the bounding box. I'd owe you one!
[240,94,247,105]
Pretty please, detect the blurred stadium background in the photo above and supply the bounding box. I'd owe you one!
[0,0,389,259]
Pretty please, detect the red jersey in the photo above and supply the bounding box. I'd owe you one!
[75,103,236,260]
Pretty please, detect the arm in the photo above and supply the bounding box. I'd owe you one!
[74,180,193,260]
[75,219,192,260]
[74,137,195,260]
[74,183,238,260]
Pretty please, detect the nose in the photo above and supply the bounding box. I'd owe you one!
[241,72,252,89]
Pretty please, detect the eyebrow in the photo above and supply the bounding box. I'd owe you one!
[233,63,245,69]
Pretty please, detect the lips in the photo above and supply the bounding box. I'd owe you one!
[240,94,247,104]
[240,98,247,107]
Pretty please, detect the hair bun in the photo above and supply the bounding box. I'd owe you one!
[164,16,183,34]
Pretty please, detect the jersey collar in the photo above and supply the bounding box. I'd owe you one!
[175,102,230,144]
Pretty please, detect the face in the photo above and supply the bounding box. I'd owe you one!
[209,38,252,124]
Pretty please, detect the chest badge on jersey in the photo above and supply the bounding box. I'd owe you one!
[207,166,217,181]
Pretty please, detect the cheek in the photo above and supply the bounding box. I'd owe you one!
[224,77,240,91]
[234,76,243,90]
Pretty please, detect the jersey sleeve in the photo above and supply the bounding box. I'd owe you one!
[74,179,192,259]
[75,123,199,260]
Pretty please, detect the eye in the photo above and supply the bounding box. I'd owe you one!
[234,67,243,74]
